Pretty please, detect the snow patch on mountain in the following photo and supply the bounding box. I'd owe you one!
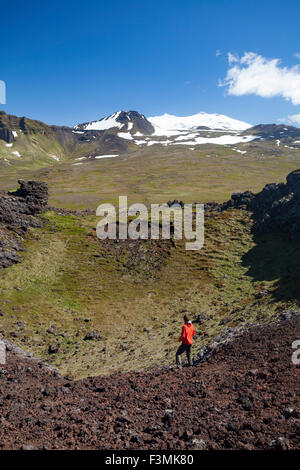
[173,134,256,146]
[117,132,134,140]
[147,112,251,136]
[94,154,119,159]
[49,154,60,161]
[75,111,124,131]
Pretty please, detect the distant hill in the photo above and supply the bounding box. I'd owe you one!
[243,123,300,143]
[0,110,137,167]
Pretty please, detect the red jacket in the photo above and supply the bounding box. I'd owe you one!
[179,323,196,345]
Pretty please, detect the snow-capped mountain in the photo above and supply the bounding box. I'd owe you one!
[73,110,255,147]
[75,110,251,135]
[75,110,155,135]
[147,112,251,136]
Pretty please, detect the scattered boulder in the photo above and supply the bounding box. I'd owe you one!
[195,314,208,324]
[268,437,290,450]
[281,407,295,419]
[84,330,101,341]
[162,409,175,426]
[219,317,231,326]
[167,200,184,207]
[46,325,57,335]
[191,438,207,450]
[48,343,60,354]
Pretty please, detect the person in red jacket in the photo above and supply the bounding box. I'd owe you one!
[176,314,196,368]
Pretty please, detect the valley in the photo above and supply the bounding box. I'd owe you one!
[2,0,300,453]
[2,109,300,210]
[0,109,299,450]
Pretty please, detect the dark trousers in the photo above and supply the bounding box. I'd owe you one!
[176,343,192,366]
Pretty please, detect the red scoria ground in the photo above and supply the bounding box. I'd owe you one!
[0,315,299,450]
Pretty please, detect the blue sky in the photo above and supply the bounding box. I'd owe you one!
[1,0,300,127]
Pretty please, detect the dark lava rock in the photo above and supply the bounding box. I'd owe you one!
[84,331,101,341]
[0,179,48,269]
[268,437,290,450]
[222,169,300,239]
[162,409,175,426]
[9,180,48,213]
[46,325,57,335]
[281,406,297,419]
[167,200,184,208]
[219,317,231,326]
[222,190,255,211]
[195,314,208,324]
[48,343,60,354]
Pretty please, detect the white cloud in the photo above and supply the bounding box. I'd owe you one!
[220,52,300,106]
[227,52,239,64]
[287,114,300,125]
[216,49,222,57]
[294,53,300,59]
[277,114,300,126]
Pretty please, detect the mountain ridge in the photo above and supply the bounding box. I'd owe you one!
[74,110,252,135]
[2,109,300,171]
[73,110,257,147]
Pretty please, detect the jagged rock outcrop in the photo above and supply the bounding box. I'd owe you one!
[117,110,155,135]
[0,180,48,268]
[222,190,255,210]
[0,126,13,143]
[9,180,49,213]
[223,169,300,239]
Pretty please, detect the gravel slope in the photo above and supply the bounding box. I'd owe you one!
[0,314,299,450]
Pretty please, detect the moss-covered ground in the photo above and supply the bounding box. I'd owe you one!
[0,208,298,378]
